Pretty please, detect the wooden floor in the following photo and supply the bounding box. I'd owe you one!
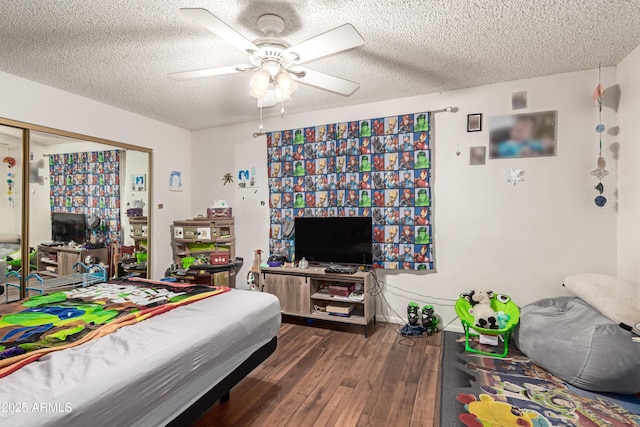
[194,321,443,427]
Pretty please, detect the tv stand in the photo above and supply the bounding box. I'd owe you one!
[261,267,376,337]
[37,245,109,277]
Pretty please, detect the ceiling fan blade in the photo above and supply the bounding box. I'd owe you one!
[180,8,258,54]
[284,24,364,65]
[292,67,360,96]
[168,65,245,81]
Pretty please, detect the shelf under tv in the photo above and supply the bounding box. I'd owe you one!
[261,266,375,337]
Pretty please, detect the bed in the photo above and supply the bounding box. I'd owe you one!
[0,234,37,278]
[0,287,281,426]
[0,233,21,269]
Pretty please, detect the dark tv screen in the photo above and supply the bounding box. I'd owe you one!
[51,212,87,243]
[294,217,372,265]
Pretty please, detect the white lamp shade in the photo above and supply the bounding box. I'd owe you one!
[276,70,297,94]
[249,69,271,99]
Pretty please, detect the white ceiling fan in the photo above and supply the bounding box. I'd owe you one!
[169,8,365,109]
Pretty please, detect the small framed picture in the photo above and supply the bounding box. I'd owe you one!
[131,174,146,191]
[512,91,528,110]
[470,146,486,165]
[467,114,482,132]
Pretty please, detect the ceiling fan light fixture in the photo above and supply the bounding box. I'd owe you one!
[249,68,271,99]
[265,60,280,77]
[276,70,297,95]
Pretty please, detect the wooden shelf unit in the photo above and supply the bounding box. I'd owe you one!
[171,218,235,263]
[37,245,109,277]
[171,217,236,287]
[128,216,148,252]
[260,267,376,337]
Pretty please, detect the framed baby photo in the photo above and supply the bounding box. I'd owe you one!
[489,110,557,159]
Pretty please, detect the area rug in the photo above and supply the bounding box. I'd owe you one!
[439,331,640,426]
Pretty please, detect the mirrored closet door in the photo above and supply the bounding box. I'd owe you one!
[0,125,24,301]
[0,119,152,301]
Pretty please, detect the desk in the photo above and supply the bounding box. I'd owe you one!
[165,259,243,288]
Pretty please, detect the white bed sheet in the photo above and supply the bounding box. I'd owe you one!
[0,289,281,427]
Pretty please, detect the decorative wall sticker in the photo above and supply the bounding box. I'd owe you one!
[222,172,233,185]
[505,167,525,186]
[49,150,121,244]
[266,112,434,270]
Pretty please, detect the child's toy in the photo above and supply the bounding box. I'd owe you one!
[496,311,510,329]
[455,293,521,358]
[407,301,419,326]
[462,290,499,330]
[421,305,440,335]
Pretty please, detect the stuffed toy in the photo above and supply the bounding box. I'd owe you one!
[496,311,510,329]
[462,290,499,330]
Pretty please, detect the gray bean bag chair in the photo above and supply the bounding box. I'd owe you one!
[514,296,640,394]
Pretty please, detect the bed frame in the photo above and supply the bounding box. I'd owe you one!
[4,262,107,302]
[167,336,278,426]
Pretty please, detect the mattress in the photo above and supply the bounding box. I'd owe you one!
[0,289,281,427]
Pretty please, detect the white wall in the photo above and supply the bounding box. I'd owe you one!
[616,44,640,284]
[192,68,618,329]
[0,71,191,279]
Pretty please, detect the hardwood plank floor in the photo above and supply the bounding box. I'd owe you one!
[194,322,443,427]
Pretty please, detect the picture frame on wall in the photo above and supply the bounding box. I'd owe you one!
[469,146,486,165]
[131,174,146,191]
[512,91,528,110]
[169,170,182,192]
[467,114,482,132]
[489,110,557,159]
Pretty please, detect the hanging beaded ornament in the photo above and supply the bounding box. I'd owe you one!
[590,65,607,208]
[2,156,16,208]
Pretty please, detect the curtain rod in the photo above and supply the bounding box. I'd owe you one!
[252,106,457,137]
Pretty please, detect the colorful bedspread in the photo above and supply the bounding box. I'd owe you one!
[0,279,230,378]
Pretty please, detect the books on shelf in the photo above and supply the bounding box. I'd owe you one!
[327,303,355,315]
[333,293,364,302]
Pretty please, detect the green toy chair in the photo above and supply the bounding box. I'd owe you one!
[455,293,520,358]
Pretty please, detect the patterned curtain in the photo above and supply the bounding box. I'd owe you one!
[49,149,121,244]
[267,112,433,271]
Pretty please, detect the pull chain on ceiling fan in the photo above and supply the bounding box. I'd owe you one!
[169,8,365,124]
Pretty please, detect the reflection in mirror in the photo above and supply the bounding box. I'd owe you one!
[26,131,150,296]
[0,125,23,302]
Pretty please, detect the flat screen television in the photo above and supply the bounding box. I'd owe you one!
[294,217,372,265]
[51,212,87,243]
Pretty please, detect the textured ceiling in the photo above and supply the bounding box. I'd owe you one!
[1,0,639,131]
